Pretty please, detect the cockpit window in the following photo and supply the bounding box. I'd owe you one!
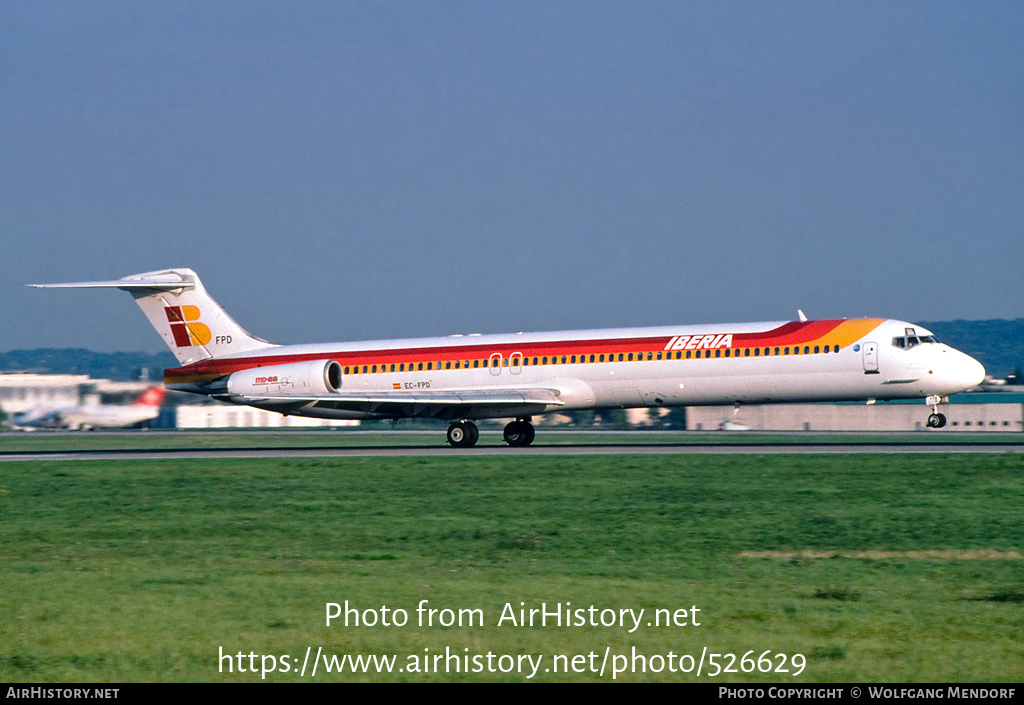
[892,334,938,349]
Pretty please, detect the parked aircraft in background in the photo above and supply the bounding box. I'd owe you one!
[11,386,166,430]
[31,269,985,446]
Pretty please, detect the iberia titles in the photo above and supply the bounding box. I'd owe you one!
[664,334,733,351]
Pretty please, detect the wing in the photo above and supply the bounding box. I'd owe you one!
[222,387,564,422]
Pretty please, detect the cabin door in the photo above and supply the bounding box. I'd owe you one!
[862,342,879,373]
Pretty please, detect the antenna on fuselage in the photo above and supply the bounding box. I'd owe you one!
[797,310,808,322]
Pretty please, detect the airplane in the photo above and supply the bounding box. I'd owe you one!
[31,268,985,446]
[11,386,166,431]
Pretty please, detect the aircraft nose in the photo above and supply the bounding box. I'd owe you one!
[950,351,985,391]
[961,354,986,389]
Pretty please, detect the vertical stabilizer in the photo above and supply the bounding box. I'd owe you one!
[134,386,167,407]
[30,268,277,365]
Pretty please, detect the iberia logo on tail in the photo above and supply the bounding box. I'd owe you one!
[164,305,211,347]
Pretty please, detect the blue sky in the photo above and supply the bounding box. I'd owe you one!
[2,1,1022,353]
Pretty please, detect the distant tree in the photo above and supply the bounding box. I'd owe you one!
[663,407,687,430]
[595,408,629,429]
[564,410,596,427]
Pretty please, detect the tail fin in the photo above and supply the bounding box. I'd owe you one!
[135,386,167,407]
[30,268,276,365]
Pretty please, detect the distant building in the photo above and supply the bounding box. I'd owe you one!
[174,405,358,429]
[687,394,1023,432]
[0,373,91,414]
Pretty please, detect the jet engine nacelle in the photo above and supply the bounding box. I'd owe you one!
[227,359,342,397]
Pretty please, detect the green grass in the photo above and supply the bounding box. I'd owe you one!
[1,453,1022,682]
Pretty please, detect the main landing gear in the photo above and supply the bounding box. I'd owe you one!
[502,418,536,447]
[925,395,947,428]
[446,420,479,448]
[445,418,537,448]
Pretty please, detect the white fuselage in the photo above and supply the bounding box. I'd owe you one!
[166,317,985,421]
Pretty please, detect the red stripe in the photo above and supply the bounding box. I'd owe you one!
[733,321,841,347]
[163,320,853,380]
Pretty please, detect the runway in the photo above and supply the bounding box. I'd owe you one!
[3,434,1023,461]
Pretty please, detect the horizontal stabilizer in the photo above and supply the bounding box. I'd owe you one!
[30,268,274,365]
[29,276,193,291]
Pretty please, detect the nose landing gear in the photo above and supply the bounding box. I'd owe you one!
[925,395,947,428]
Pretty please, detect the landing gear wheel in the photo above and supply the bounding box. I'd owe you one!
[926,413,947,429]
[447,421,479,448]
[503,420,536,447]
